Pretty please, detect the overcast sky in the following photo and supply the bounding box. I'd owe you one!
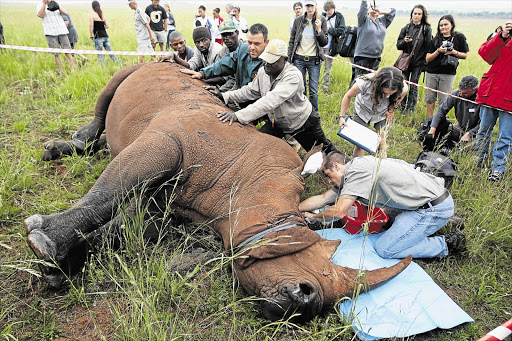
[6,0,512,12]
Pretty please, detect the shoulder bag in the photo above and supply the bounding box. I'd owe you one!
[394,25,423,72]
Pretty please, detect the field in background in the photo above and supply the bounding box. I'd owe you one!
[1,3,511,341]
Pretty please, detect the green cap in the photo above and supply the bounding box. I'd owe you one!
[219,20,238,33]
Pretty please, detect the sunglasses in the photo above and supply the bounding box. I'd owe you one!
[370,0,377,11]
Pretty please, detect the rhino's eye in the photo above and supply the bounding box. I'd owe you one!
[299,282,312,296]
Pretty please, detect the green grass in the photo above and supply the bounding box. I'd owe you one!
[1,3,511,340]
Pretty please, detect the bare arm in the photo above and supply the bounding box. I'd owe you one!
[89,13,94,37]
[304,195,357,221]
[299,189,339,212]
[58,7,68,16]
[104,17,109,29]
[446,49,467,59]
[339,83,361,127]
[37,1,49,18]
[426,48,441,63]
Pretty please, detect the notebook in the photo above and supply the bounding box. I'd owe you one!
[337,117,382,154]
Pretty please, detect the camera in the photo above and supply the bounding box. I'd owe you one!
[442,40,454,51]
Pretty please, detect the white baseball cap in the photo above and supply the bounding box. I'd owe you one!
[259,39,288,64]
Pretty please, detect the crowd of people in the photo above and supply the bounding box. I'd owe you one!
[32,1,512,260]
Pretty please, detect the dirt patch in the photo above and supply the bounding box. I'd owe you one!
[53,302,115,341]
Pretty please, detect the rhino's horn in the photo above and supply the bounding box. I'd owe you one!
[328,255,412,302]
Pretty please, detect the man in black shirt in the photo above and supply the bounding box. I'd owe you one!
[424,75,480,152]
[145,0,167,51]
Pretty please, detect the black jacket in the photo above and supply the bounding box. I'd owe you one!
[288,13,328,61]
[322,11,346,56]
[396,23,432,69]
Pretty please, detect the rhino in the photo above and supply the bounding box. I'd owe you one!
[25,63,411,322]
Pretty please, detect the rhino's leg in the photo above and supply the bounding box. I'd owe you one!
[42,134,107,161]
[26,132,183,287]
[43,63,145,161]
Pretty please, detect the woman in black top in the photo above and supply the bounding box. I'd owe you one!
[396,5,432,114]
[425,15,469,117]
[89,1,121,67]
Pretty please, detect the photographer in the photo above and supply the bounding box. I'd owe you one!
[425,15,469,118]
[396,5,432,114]
[475,22,512,182]
[423,75,480,153]
[230,6,248,41]
[37,0,76,72]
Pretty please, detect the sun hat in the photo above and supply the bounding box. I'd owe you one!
[259,39,288,64]
[219,20,238,33]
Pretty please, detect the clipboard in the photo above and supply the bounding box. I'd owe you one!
[337,117,381,154]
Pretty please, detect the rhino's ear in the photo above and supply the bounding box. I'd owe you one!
[318,239,341,259]
[300,145,325,177]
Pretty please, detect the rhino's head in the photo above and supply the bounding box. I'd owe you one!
[235,238,412,322]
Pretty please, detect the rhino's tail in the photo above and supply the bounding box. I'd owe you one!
[333,255,412,299]
[43,63,146,161]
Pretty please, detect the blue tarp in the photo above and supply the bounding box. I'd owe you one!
[317,228,473,340]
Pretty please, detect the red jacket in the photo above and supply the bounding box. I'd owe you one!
[476,32,512,111]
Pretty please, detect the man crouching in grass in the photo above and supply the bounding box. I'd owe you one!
[300,152,466,258]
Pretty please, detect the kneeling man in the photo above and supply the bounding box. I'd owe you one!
[299,152,466,258]
[215,39,337,154]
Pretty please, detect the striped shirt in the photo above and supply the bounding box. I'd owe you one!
[37,3,69,36]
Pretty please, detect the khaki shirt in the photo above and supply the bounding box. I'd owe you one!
[340,156,446,210]
[222,63,311,133]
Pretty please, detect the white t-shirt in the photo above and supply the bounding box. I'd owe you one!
[37,3,69,36]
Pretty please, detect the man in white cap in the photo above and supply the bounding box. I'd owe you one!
[215,39,337,154]
[128,0,154,64]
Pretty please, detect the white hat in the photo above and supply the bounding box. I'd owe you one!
[304,0,316,6]
[259,39,288,64]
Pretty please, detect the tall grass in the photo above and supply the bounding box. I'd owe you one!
[0,3,511,340]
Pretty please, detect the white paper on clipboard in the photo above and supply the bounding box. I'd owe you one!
[337,117,381,154]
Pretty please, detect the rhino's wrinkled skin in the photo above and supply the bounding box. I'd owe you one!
[25,63,411,322]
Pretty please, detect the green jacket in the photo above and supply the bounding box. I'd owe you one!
[200,43,262,89]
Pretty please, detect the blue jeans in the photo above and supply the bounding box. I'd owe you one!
[475,106,512,173]
[294,58,321,114]
[94,37,121,67]
[400,66,423,113]
[374,195,454,259]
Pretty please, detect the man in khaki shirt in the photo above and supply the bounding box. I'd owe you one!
[214,39,337,154]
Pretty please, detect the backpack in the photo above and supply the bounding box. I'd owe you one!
[414,151,458,189]
[339,26,357,58]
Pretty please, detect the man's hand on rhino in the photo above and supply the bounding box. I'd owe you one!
[158,52,174,63]
[217,111,238,125]
[180,69,203,79]
[204,85,222,99]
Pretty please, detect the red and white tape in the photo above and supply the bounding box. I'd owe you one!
[0,44,167,56]
[476,318,512,341]
[0,44,509,114]
[324,54,512,115]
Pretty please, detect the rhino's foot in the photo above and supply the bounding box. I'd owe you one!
[72,120,104,150]
[26,228,68,288]
[42,138,75,161]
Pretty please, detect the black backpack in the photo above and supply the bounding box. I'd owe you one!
[414,151,458,189]
[339,26,357,58]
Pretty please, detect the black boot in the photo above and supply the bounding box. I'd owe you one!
[445,228,466,255]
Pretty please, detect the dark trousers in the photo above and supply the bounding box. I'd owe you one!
[350,56,381,87]
[400,66,423,113]
[259,114,337,154]
[423,119,462,152]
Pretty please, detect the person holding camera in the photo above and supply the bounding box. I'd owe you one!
[423,75,480,153]
[349,0,396,87]
[230,6,249,41]
[396,5,432,114]
[475,22,512,182]
[37,0,76,72]
[425,15,469,118]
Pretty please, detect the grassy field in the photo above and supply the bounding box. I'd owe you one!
[1,3,511,340]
